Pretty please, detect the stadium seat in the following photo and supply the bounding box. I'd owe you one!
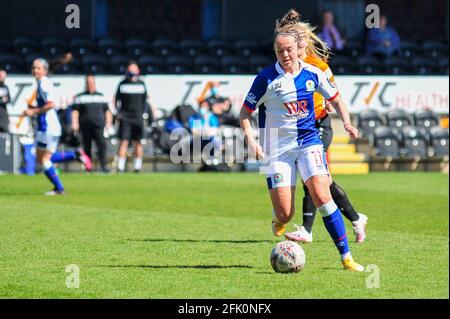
[125,38,149,57]
[357,55,383,74]
[82,54,108,74]
[259,39,275,56]
[342,41,364,58]
[13,37,37,56]
[248,54,272,73]
[41,37,67,58]
[0,39,10,53]
[166,55,191,74]
[372,126,401,158]
[438,56,449,75]
[421,41,447,59]
[413,110,440,129]
[69,38,94,57]
[329,55,355,75]
[429,127,449,158]
[411,56,437,75]
[152,38,176,57]
[179,39,204,57]
[356,109,385,137]
[386,109,413,129]
[110,55,131,74]
[193,55,220,74]
[384,56,410,75]
[51,61,78,74]
[400,41,419,60]
[400,126,429,158]
[0,54,22,73]
[97,38,122,56]
[221,55,248,74]
[234,39,258,57]
[138,55,165,74]
[207,38,232,57]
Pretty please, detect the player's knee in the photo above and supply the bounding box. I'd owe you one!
[274,207,294,224]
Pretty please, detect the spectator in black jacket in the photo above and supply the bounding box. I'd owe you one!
[72,74,113,172]
[0,69,10,133]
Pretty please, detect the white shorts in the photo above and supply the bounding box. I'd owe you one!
[36,131,60,153]
[264,144,329,190]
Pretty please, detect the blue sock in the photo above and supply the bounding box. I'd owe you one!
[43,164,64,191]
[318,200,350,257]
[51,151,77,163]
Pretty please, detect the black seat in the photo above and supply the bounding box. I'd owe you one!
[41,38,67,58]
[207,38,232,57]
[400,126,429,158]
[125,38,149,57]
[400,41,419,60]
[221,55,248,74]
[429,127,449,157]
[51,61,79,74]
[13,37,37,56]
[413,110,440,129]
[384,56,410,75]
[179,39,204,57]
[438,56,448,75]
[152,38,176,57]
[110,55,131,74]
[0,54,22,73]
[193,55,220,74]
[411,56,437,75]
[356,109,385,137]
[82,54,107,74]
[97,38,122,56]
[166,55,192,74]
[248,54,272,73]
[329,55,355,75]
[138,55,165,74]
[234,39,258,57]
[372,126,401,158]
[342,41,363,58]
[386,109,413,129]
[69,38,94,57]
[357,55,383,74]
[421,41,447,59]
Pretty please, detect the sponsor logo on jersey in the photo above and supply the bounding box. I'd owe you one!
[246,92,257,104]
[282,100,309,119]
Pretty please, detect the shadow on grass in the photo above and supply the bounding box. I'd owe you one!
[127,238,274,244]
[95,264,254,269]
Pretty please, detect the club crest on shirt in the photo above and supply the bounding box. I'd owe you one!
[273,173,284,184]
[306,80,315,92]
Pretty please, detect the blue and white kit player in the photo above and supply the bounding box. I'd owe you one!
[24,58,91,195]
[242,58,364,271]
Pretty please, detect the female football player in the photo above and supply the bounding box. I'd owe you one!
[239,11,364,271]
[276,10,368,244]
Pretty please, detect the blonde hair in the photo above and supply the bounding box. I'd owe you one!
[274,9,331,62]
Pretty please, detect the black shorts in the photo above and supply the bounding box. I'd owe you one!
[316,115,333,152]
[118,120,144,141]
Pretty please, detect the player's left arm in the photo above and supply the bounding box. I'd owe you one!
[328,95,358,139]
[316,70,358,139]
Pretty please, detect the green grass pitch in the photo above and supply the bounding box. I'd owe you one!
[0,172,448,298]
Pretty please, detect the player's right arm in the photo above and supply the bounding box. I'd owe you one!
[239,73,267,160]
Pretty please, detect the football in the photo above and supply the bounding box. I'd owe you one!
[270,240,306,273]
